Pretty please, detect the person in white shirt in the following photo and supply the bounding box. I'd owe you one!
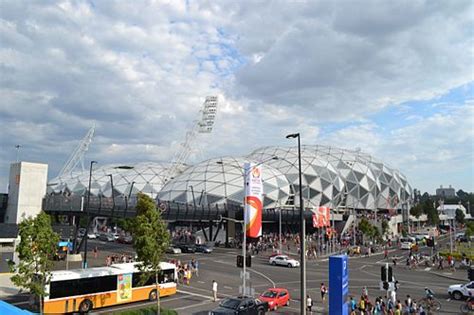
[212,280,218,302]
[306,295,313,313]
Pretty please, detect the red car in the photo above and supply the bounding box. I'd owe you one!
[259,288,290,311]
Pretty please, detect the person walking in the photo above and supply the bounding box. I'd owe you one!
[195,259,199,277]
[212,280,218,302]
[306,294,313,313]
[93,246,98,259]
[320,282,328,302]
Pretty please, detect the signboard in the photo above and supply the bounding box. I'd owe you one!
[117,273,132,303]
[329,255,349,315]
[244,163,263,238]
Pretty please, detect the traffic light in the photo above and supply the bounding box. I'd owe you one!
[381,265,393,282]
[383,281,389,290]
[468,267,474,281]
[237,255,243,268]
[237,255,251,268]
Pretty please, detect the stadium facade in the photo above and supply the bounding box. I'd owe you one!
[48,145,412,211]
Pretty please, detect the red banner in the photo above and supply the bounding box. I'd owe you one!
[318,206,330,228]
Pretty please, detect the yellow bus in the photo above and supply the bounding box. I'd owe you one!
[44,262,177,313]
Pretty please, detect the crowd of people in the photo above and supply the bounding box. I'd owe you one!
[168,258,200,285]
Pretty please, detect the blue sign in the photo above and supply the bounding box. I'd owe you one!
[329,255,349,315]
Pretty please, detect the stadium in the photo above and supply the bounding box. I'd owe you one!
[48,144,412,213]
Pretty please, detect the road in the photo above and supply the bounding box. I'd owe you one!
[4,237,469,314]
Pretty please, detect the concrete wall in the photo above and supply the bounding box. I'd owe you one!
[5,162,48,224]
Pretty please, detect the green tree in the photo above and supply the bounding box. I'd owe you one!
[381,219,389,237]
[9,212,60,314]
[129,193,170,315]
[410,204,423,218]
[455,209,465,224]
[422,199,439,225]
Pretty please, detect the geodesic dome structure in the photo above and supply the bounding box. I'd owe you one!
[156,156,292,209]
[248,145,412,210]
[48,162,172,197]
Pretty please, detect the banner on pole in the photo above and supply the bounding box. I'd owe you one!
[244,163,263,238]
[318,206,330,227]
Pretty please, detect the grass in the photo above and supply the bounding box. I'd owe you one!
[114,307,178,315]
[439,242,474,260]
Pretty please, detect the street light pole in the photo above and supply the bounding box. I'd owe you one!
[286,133,306,315]
[279,204,282,254]
[83,160,97,269]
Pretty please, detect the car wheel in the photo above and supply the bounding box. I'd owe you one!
[453,291,463,300]
[79,299,92,313]
[272,261,276,266]
[257,309,264,315]
[149,289,158,301]
[288,263,292,268]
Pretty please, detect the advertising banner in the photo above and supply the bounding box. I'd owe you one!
[117,273,132,303]
[244,163,263,238]
[318,206,331,227]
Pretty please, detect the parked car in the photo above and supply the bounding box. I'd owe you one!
[259,288,290,311]
[209,296,269,315]
[166,246,182,254]
[195,244,213,253]
[87,233,97,239]
[118,235,133,244]
[177,244,196,253]
[269,255,300,268]
[99,234,115,242]
[448,281,474,300]
[400,237,415,250]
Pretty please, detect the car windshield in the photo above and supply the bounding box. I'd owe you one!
[220,298,241,310]
[261,291,277,298]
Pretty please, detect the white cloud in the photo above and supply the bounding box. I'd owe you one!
[0,0,472,194]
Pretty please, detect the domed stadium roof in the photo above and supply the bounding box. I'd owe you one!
[248,145,412,210]
[48,162,172,197]
[156,156,292,209]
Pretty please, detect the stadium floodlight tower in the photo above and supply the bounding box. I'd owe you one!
[164,96,218,182]
[57,125,95,178]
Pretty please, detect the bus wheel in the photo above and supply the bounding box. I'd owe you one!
[149,289,158,301]
[79,299,92,313]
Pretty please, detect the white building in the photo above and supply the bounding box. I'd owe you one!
[437,203,471,223]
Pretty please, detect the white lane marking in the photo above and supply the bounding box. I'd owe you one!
[177,289,214,300]
[198,281,205,284]
[224,286,233,290]
[174,300,214,311]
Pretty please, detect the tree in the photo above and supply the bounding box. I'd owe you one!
[9,212,60,314]
[129,193,170,315]
[422,199,439,225]
[455,209,465,224]
[410,204,423,218]
[381,220,390,237]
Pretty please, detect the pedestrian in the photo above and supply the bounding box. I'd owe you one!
[212,280,218,302]
[195,259,199,277]
[358,295,366,315]
[384,247,388,259]
[93,246,98,259]
[306,294,313,313]
[350,296,357,315]
[320,282,327,301]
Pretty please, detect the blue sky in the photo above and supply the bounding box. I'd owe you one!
[0,0,473,194]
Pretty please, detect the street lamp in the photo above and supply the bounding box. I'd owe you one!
[285,132,305,315]
[216,156,278,296]
[83,160,97,269]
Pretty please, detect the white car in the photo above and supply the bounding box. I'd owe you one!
[448,281,474,300]
[166,246,182,254]
[269,255,300,268]
[87,233,97,239]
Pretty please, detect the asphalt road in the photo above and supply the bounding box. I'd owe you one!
[4,237,469,314]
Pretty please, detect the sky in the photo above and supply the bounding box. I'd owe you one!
[0,0,473,194]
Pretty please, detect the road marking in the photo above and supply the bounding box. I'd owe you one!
[174,300,213,311]
[177,289,214,300]
[198,280,205,284]
[224,286,233,290]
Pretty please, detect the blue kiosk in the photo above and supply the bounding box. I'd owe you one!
[329,255,349,315]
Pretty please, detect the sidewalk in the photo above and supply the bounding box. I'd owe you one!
[0,273,20,298]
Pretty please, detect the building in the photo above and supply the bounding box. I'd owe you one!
[435,185,456,198]
[436,203,471,223]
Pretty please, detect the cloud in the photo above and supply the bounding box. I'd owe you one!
[0,0,472,194]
